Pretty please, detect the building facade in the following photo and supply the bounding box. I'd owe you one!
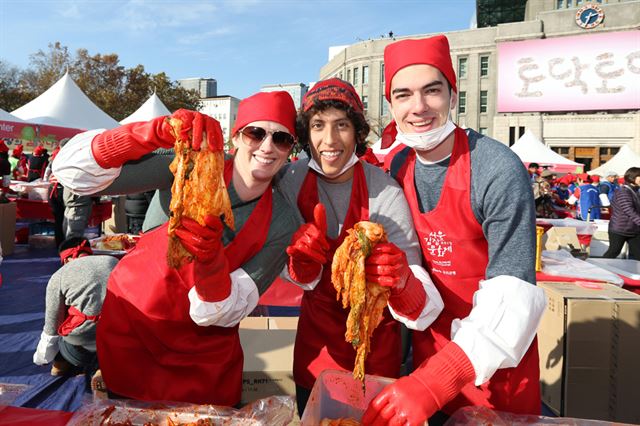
[261,83,309,110]
[177,78,218,99]
[199,96,240,142]
[319,0,639,170]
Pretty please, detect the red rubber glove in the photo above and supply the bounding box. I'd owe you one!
[174,215,231,302]
[365,243,413,293]
[366,242,426,320]
[362,342,476,426]
[91,109,223,169]
[285,203,330,283]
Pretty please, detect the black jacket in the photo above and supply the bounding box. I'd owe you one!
[609,185,640,236]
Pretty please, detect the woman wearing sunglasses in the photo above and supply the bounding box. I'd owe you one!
[277,78,444,415]
[52,91,300,406]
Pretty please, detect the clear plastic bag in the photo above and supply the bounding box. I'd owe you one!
[445,406,620,425]
[0,383,31,413]
[66,395,294,425]
[542,249,624,286]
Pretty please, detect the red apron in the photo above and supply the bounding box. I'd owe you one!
[394,128,540,415]
[97,160,272,405]
[293,162,401,390]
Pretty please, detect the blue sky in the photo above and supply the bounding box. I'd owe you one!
[0,0,476,99]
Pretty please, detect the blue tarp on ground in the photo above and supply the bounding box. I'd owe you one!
[0,245,87,411]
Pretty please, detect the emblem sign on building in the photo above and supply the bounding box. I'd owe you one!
[497,31,640,113]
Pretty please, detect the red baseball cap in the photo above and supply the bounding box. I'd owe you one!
[384,35,457,101]
[231,91,296,137]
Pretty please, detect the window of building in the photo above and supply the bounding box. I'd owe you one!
[480,91,488,113]
[519,126,525,138]
[353,67,359,85]
[458,91,466,114]
[458,57,468,79]
[381,95,389,116]
[599,147,619,165]
[479,127,488,135]
[480,56,489,77]
[362,95,368,111]
[380,62,385,83]
[509,126,516,146]
[557,0,563,8]
[362,66,369,84]
[339,71,343,79]
[552,147,570,156]
[347,69,351,83]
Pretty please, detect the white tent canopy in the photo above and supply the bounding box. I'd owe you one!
[11,72,119,130]
[511,130,583,173]
[0,108,25,122]
[120,93,171,124]
[589,145,640,177]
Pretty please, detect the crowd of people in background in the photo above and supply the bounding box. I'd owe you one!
[527,162,629,222]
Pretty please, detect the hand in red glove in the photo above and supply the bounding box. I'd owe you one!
[174,215,231,302]
[92,109,223,169]
[285,203,330,283]
[362,342,476,426]
[365,243,412,294]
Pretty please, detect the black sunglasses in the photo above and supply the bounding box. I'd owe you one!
[239,126,295,151]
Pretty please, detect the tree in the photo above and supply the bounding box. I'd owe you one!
[0,42,201,120]
[0,60,35,111]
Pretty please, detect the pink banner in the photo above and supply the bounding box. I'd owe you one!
[0,120,83,153]
[497,31,640,112]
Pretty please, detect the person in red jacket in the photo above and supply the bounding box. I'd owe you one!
[362,35,546,426]
[53,92,300,405]
[280,78,443,415]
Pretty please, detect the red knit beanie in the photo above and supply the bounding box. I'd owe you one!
[231,91,296,137]
[384,35,457,101]
[33,145,45,156]
[302,78,364,114]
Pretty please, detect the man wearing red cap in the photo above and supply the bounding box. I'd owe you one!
[52,92,300,405]
[279,78,443,415]
[26,144,49,182]
[11,144,27,180]
[362,35,546,425]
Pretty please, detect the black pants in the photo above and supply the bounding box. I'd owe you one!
[48,183,65,247]
[603,231,640,260]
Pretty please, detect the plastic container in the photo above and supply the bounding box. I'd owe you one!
[300,369,394,425]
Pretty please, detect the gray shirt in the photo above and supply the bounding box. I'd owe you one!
[278,159,421,266]
[411,129,536,284]
[44,255,119,350]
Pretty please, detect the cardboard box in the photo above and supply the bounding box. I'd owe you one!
[544,226,580,251]
[239,316,298,405]
[0,202,17,256]
[537,281,640,423]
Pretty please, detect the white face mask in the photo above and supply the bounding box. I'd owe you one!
[307,148,359,179]
[393,107,456,152]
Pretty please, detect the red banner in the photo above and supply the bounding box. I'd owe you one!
[0,120,84,153]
